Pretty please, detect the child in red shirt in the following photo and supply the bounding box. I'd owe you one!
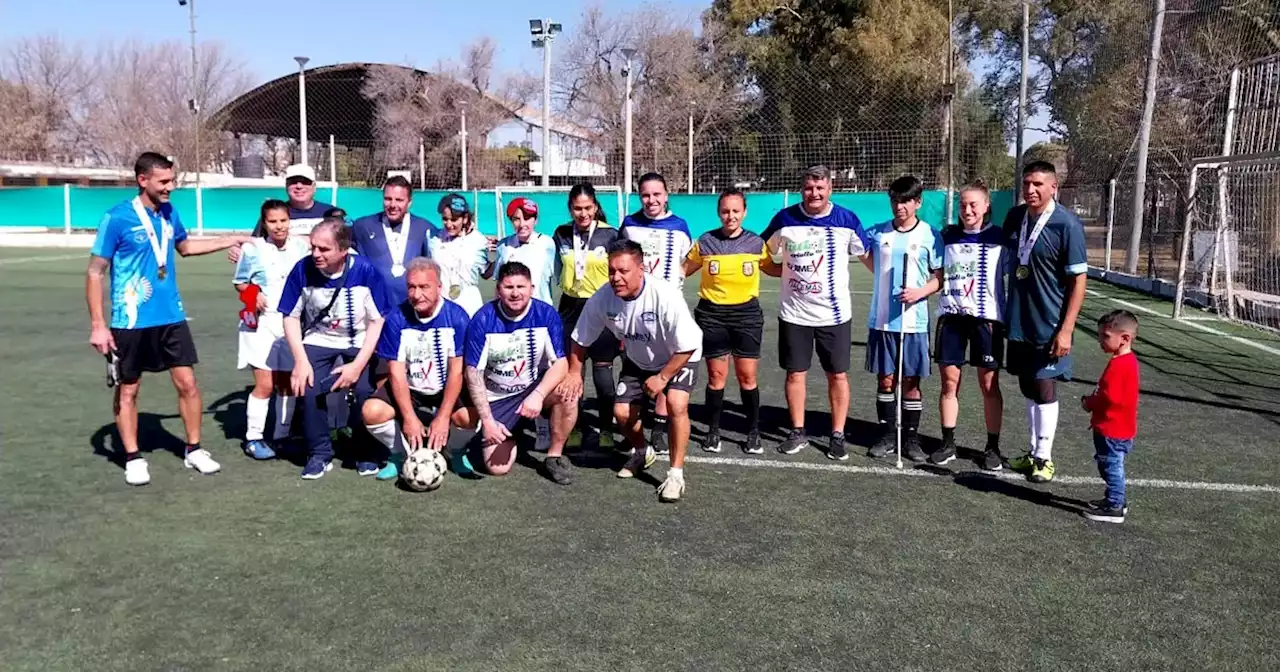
[1080,310,1140,523]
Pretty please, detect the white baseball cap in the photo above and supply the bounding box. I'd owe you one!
[284,164,316,182]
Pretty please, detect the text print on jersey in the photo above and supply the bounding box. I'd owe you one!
[787,255,826,295]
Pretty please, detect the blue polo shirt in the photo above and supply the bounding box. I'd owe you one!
[1002,202,1088,345]
[91,198,189,330]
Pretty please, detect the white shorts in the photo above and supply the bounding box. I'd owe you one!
[237,313,295,371]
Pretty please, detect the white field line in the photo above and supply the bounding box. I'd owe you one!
[0,253,85,266]
[676,454,1280,494]
[1086,290,1280,358]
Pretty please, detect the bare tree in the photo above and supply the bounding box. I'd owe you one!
[0,35,93,161]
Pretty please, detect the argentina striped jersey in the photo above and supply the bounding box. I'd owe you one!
[938,224,1007,323]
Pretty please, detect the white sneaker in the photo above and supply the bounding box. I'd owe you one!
[124,458,150,486]
[617,445,656,479]
[658,472,685,502]
[184,449,221,475]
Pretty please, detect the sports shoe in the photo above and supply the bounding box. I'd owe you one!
[865,432,896,458]
[1082,500,1127,523]
[375,461,399,481]
[1007,452,1035,472]
[701,429,722,453]
[826,432,849,461]
[777,429,809,455]
[928,437,957,466]
[618,445,656,478]
[301,458,333,480]
[658,472,685,502]
[903,435,927,463]
[543,456,573,485]
[980,448,1003,472]
[356,461,379,476]
[124,458,150,486]
[184,449,221,475]
[743,431,763,455]
[567,429,584,449]
[651,427,670,456]
[1029,458,1056,483]
[243,439,276,461]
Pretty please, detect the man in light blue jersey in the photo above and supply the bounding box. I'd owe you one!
[619,172,693,455]
[858,175,944,463]
[495,198,559,304]
[86,152,250,486]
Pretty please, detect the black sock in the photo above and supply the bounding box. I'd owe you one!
[876,392,896,436]
[741,387,760,433]
[185,443,200,454]
[902,399,923,438]
[986,432,1001,452]
[125,451,143,462]
[591,365,615,430]
[705,387,725,432]
[653,414,669,437]
[942,426,955,444]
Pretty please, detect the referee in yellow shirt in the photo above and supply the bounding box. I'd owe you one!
[683,189,768,455]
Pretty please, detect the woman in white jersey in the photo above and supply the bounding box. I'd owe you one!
[495,197,559,304]
[234,200,311,460]
[428,193,491,316]
[933,181,1007,471]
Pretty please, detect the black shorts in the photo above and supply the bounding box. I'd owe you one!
[616,358,699,404]
[369,373,469,417]
[1006,340,1074,381]
[111,322,199,384]
[935,315,1005,369]
[778,318,852,374]
[558,295,621,362]
[695,299,764,359]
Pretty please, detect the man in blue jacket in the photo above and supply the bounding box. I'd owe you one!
[352,176,439,306]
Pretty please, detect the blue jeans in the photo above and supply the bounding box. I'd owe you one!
[1093,431,1133,508]
[302,345,376,463]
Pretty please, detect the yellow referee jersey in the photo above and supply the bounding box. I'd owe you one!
[553,222,619,299]
[686,229,769,305]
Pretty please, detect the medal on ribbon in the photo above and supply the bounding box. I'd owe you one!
[131,197,171,282]
[1015,265,1030,280]
[449,286,461,300]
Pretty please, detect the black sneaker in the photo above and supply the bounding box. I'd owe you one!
[700,428,722,453]
[777,429,809,455]
[581,427,601,452]
[904,435,927,463]
[1082,499,1127,523]
[980,448,1003,472]
[826,432,849,461]
[868,430,896,458]
[543,456,573,485]
[651,428,670,456]
[928,436,957,465]
[743,431,763,455]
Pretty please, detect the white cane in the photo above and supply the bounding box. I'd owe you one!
[895,252,908,470]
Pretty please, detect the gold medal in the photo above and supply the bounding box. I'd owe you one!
[157,266,167,280]
[1015,265,1030,280]
[449,286,461,300]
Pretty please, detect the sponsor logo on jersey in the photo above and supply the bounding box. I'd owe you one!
[708,260,720,275]
[742,261,755,276]
[640,311,658,324]
[785,238,819,254]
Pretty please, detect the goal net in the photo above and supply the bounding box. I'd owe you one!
[491,185,626,240]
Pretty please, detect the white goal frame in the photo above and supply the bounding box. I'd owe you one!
[492,185,625,239]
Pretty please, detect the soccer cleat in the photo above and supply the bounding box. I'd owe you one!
[184,449,221,475]
[301,458,333,480]
[356,461,379,477]
[243,439,276,461]
[1028,458,1056,483]
[777,429,809,455]
[904,435,928,463]
[980,448,1004,472]
[124,458,150,486]
[543,456,574,485]
[868,431,896,459]
[651,428,670,456]
[743,431,763,455]
[826,432,849,461]
[928,437,957,466]
[567,429,584,449]
[1082,500,1127,523]
[1007,452,1035,472]
[701,429,722,453]
[375,461,399,481]
[618,445,657,478]
[658,472,685,502]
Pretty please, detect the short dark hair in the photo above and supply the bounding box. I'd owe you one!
[607,238,644,261]
[717,188,746,210]
[801,165,830,183]
[383,175,413,193]
[1098,309,1139,334]
[1023,160,1058,179]
[637,172,667,192]
[255,199,290,238]
[134,152,174,177]
[496,261,532,283]
[888,174,924,203]
[323,207,348,219]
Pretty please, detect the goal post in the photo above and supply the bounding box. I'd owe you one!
[492,185,625,240]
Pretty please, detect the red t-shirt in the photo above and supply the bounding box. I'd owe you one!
[1089,351,1140,439]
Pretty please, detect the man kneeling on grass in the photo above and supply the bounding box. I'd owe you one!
[455,262,573,480]
[361,257,472,481]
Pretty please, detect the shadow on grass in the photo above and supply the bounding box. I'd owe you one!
[949,470,1091,514]
[90,412,188,468]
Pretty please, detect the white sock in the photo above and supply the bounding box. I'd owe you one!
[1025,399,1039,455]
[278,396,295,433]
[668,467,684,479]
[1032,401,1059,461]
[246,394,270,441]
[367,419,400,451]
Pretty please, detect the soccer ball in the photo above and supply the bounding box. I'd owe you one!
[400,448,447,492]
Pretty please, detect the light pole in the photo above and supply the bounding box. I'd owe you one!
[295,56,310,166]
[621,47,636,198]
[179,0,201,231]
[459,99,469,191]
[687,101,695,194]
[530,19,561,187]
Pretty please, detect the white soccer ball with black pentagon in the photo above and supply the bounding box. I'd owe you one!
[400,448,447,492]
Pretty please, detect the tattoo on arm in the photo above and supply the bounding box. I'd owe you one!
[464,367,494,423]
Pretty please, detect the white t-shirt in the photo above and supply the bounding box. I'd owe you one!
[762,203,867,327]
[571,275,703,369]
[233,237,311,317]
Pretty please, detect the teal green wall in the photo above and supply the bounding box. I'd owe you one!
[0,186,1015,237]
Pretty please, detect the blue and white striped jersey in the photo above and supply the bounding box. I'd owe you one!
[938,224,1007,323]
[762,204,866,327]
[278,254,392,350]
[376,298,470,395]
[620,212,693,288]
[463,299,565,402]
[864,220,944,334]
